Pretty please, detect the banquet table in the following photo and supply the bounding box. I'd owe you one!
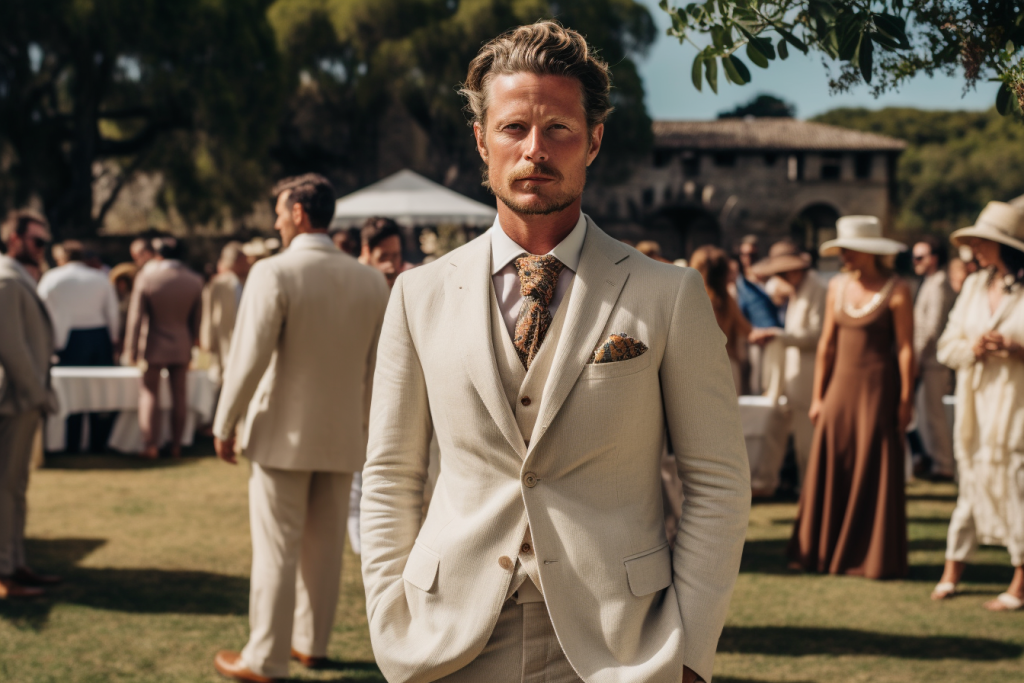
[46,367,217,453]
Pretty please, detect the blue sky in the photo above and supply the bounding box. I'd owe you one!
[633,0,1000,120]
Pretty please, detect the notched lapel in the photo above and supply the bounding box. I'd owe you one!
[445,235,528,458]
[528,221,630,455]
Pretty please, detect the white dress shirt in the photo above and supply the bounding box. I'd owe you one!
[490,212,587,339]
[37,261,120,349]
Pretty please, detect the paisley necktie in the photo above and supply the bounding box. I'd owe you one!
[513,254,565,369]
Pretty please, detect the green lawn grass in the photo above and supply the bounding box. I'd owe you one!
[1,442,1021,682]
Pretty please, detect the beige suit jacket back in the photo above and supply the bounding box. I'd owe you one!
[124,260,204,366]
[0,256,56,416]
[361,220,751,683]
[212,234,389,472]
[914,270,956,369]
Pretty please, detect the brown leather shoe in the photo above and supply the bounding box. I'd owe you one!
[0,577,45,599]
[213,651,273,682]
[14,566,62,586]
[291,648,327,669]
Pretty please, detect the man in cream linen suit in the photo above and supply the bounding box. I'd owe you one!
[361,22,751,683]
[211,174,389,682]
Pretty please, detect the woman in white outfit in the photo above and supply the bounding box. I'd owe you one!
[931,201,1024,611]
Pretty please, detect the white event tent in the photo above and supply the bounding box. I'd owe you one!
[331,169,497,229]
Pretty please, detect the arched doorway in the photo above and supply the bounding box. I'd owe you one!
[790,203,840,256]
[647,206,721,261]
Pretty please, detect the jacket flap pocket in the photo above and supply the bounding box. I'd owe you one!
[623,542,672,597]
[402,543,440,593]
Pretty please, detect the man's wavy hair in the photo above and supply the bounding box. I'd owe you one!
[460,21,613,131]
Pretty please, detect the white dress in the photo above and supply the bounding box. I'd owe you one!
[937,269,1024,566]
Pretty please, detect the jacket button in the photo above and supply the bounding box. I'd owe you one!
[520,396,531,406]
[520,543,532,554]
[498,556,514,570]
[523,472,538,488]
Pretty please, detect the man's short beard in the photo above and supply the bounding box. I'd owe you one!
[487,162,585,216]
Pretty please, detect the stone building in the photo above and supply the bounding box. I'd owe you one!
[583,118,907,261]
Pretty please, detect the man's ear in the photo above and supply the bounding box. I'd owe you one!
[473,121,488,162]
[291,202,306,230]
[586,123,604,167]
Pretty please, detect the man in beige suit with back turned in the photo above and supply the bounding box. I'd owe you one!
[212,174,389,682]
[361,22,750,683]
[201,241,249,385]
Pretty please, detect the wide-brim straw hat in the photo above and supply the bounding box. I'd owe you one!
[108,261,137,284]
[950,201,1024,254]
[751,241,812,278]
[819,216,906,257]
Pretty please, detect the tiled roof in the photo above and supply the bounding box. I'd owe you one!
[653,118,907,152]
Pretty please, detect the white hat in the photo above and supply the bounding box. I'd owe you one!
[950,201,1024,254]
[819,216,906,257]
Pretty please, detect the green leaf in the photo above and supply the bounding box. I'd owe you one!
[858,34,874,83]
[659,0,669,10]
[872,32,901,51]
[1008,40,1016,53]
[692,52,704,91]
[837,21,862,61]
[711,25,724,49]
[996,82,1011,115]
[747,41,769,67]
[705,56,719,93]
[777,26,809,54]
[873,14,910,49]
[725,54,752,84]
[778,38,789,59]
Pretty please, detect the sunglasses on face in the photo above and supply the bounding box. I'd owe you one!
[912,254,927,262]
[31,237,49,249]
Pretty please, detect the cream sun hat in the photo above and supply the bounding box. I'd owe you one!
[819,216,906,257]
[950,201,1024,254]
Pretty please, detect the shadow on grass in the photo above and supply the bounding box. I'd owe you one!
[0,538,248,630]
[714,679,815,683]
[906,493,958,503]
[43,453,202,470]
[741,539,1012,583]
[719,626,1022,660]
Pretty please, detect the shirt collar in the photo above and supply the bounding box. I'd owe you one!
[489,212,587,275]
[289,232,334,250]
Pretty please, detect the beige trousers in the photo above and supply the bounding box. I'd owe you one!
[241,464,353,678]
[916,365,954,476]
[436,599,581,683]
[0,410,40,575]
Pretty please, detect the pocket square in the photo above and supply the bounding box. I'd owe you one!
[589,333,648,364]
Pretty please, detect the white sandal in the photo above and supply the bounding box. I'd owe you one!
[986,592,1024,611]
[930,581,958,600]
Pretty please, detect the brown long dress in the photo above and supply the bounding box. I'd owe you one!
[787,275,908,579]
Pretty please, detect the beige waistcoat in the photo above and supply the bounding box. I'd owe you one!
[490,278,573,603]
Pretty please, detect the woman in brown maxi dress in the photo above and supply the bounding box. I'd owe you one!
[788,216,915,579]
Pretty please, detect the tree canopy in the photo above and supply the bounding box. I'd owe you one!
[659,1,1024,118]
[0,0,284,237]
[268,0,658,201]
[718,93,797,117]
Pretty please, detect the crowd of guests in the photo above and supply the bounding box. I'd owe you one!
[676,201,1024,612]
[2,197,1022,615]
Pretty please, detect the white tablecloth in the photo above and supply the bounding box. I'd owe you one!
[46,367,217,453]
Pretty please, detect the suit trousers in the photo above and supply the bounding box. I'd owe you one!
[436,600,581,683]
[0,410,40,575]
[139,363,188,449]
[916,366,954,477]
[241,463,353,678]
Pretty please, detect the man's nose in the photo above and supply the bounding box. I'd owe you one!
[523,126,548,162]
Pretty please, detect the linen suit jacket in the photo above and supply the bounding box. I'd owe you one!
[212,234,390,472]
[124,260,204,366]
[0,255,56,417]
[914,270,955,370]
[361,218,751,683]
[200,271,241,383]
[777,270,827,407]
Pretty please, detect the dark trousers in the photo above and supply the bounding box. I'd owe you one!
[58,327,115,453]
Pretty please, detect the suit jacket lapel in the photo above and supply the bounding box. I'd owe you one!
[446,233,527,458]
[528,220,630,455]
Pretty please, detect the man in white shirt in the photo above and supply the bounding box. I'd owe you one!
[38,240,120,452]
